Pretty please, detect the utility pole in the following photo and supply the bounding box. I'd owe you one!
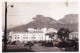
[4,2,13,52]
[4,2,7,52]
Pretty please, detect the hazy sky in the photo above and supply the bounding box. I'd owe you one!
[2,1,78,30]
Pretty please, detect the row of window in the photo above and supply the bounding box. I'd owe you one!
[14,35,43,36]
[69,37,78,39]
[15,37,43,39]
[33,31,42,32]
[69,33,78,36]
[69,37,77,39]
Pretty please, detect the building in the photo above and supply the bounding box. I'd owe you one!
[69,32,78,40]
[45,32,58,41]
[27,28,47,33]
[47,28,57,33]
[8,28,46,43]
[8,28,59,43]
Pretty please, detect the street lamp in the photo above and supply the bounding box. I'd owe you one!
[4,2,13,52]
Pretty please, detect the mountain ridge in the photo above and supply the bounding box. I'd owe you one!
[7,14,78,32]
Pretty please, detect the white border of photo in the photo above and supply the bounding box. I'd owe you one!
[0,0,79,53]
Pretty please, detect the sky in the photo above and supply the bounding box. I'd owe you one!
[2,1,78,30]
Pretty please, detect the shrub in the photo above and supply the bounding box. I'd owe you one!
[46,42,53,47]
[11,41,16,45]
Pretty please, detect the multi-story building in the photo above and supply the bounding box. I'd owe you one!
[8,28,47,43]
[69,32,78,40]
[8,28,59,43]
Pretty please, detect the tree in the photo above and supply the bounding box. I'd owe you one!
[57,28,71,41]
[57,28,71,51]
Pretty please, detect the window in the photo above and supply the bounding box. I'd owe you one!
[23,37,25,39]
[18,37,19,39]
[15,37,16,39]
[34,37,36,39]
[26,37,28,39]
[31,37,33,39]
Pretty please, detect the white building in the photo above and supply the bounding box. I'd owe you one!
[8,32,45,43]
[45,33,58,41]
[47,28,57,33]
[41,28,47,33]
[45,34,52,41]
[8,28,46,43]
[69,32,78,40]
[27,28,47,33]
[8,28,59,43]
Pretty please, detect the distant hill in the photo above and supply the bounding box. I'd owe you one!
[58,14,78,24]
[7,14,78,32]
[57,14,78,32]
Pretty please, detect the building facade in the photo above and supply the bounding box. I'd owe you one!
[8,28,47,43]
[8,28,59,43]
[8,32,45,43]
[69,32,78,40]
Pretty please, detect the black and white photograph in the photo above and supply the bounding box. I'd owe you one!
[2,0,79,52]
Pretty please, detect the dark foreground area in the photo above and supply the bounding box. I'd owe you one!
[2,40,79,52]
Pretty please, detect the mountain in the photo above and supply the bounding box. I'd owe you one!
[7,14,78,32]
[57,14,78,32]
[7,15,57,32]
[58,14,78,24]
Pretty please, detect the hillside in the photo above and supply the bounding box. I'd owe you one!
[7,14,78,32]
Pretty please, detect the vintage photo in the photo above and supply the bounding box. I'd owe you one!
[2,0,78,52]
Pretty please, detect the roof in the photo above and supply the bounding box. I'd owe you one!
[10,31,44,34]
